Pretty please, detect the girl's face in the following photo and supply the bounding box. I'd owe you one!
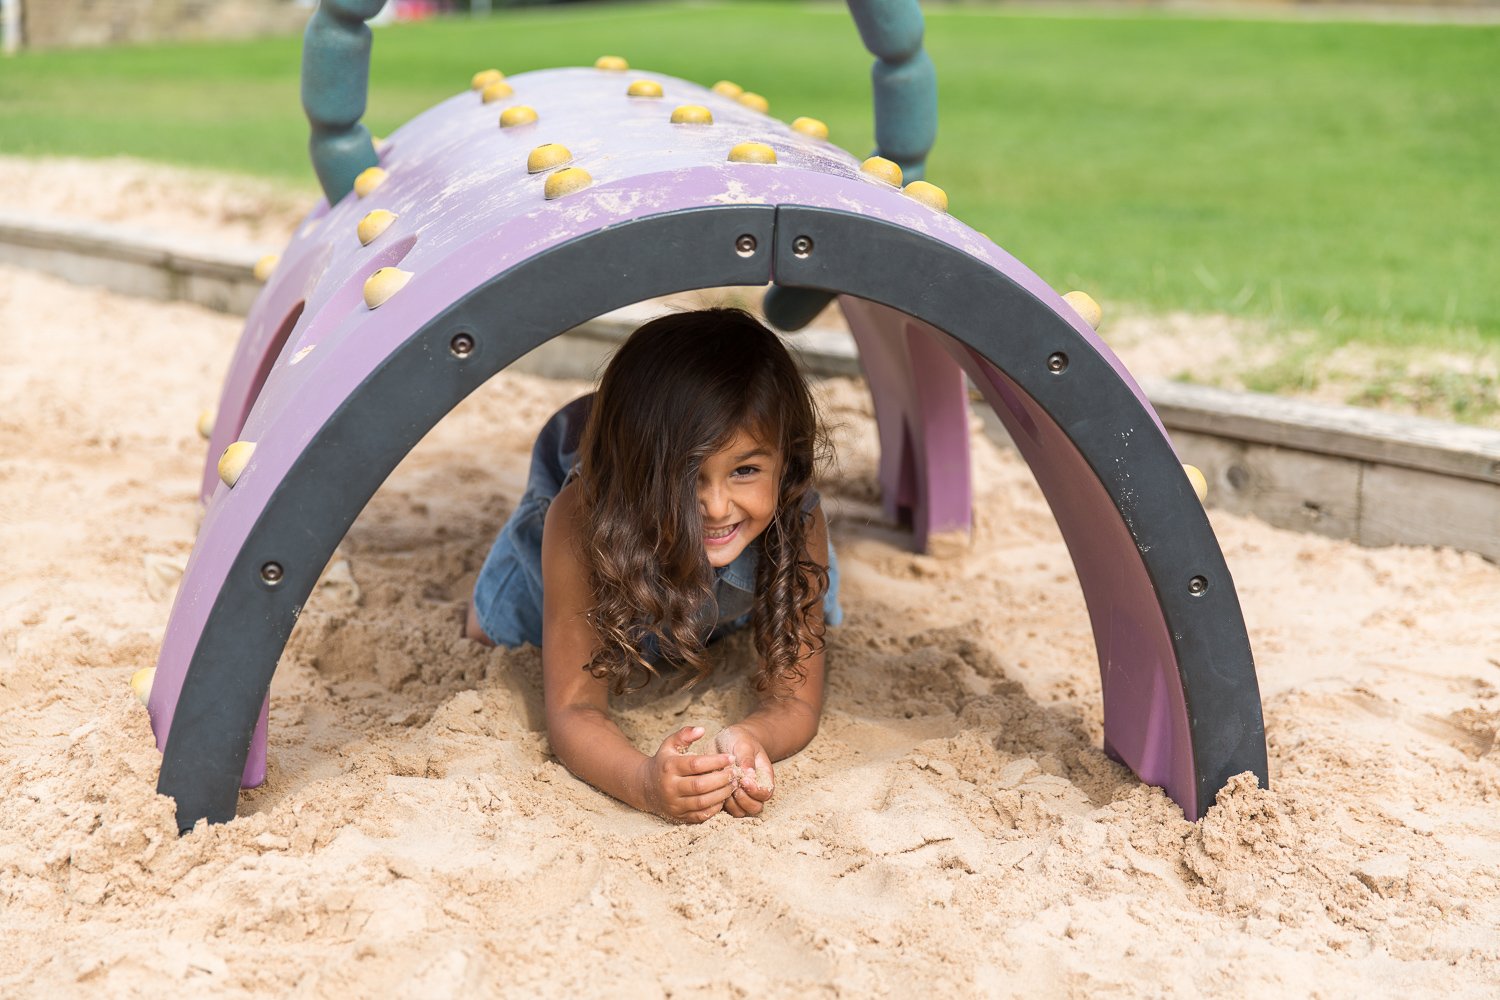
[697,427,782,568]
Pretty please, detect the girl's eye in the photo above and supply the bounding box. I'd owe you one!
[733,465,760,478]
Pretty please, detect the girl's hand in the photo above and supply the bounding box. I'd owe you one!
[715,726,775,819]
[638,726,735,824]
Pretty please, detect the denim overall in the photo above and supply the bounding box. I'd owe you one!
[471,394,843,650]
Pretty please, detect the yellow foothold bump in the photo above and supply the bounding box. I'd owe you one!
[499,105,539,128]
[196,408,215,440]
[1062,290,1103,330]
[527,143,573,174]
[353,166,388,197]
[727,142,776,164]
[357,209,398,246]
[791,116,829,140]
[736,91,769,114]
[903,180,949,213]
[1184,464,1209,504]
[544,167,593,200]
[252,254,279,282]
[130,666,156,706]
[481,79,515,103]
[594,55,628,71]
[218,441,256,488]
[711,80,744,99]
[671,104,713,125]
[363,267,413,309]
[626,80,663,98]
[860,156,903,187]
[471,69,503,90]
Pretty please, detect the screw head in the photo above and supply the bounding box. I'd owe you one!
[735,234,757,257]
[792,235,814,259]
[260,562,285,585]
[450,332,475,358]
[1047,352,1069,374]
[1188,575,1208,597]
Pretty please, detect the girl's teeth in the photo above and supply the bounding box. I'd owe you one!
[705,524,736,539]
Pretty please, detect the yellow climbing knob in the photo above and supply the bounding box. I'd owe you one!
[357,209,398,246]
[499,105,539,128]
[217,441,256,488]
[671,104,713,125]
[736,91,769,114]
[353,166,388,197]
[627,80,663,98]
[130,667,155,706]
[1184,464,1209,504]
[196,408,215,440]
[1062,290,1103,331]
[711,80,743,99]
[791,117,829,140]
[471,68,503,90]
[860,156,903,187]
[594,55,628,71]
[527,143,573,174]
[903,180,949,213]
[727,142,776,164]
[252,254,279,282]
[543,167,593,200]
[481,79,515,103]
[363,267,413,309]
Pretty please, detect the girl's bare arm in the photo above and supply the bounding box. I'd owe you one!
[726,503,831,761]
[540,485,734,821]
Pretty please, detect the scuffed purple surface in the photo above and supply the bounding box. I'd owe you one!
[154,67,1171,789]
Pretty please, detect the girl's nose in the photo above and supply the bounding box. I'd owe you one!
[699,482,731,521]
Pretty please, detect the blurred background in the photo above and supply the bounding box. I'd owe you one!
[2,0,1497,420]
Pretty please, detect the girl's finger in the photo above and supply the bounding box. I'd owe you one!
[678,783,736,812]
[724,794,745,819]
[731,786,763,817]
[660,726,705,755]
[675,753,733,775]
[684,769,733,795]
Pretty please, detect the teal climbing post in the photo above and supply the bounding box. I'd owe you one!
[302,0,384,206]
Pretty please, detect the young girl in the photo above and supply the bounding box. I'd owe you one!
[465,308,842,823]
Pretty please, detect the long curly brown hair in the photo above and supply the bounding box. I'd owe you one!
[574,308,829,695]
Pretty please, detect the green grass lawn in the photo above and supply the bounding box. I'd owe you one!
[2,1,1496,357]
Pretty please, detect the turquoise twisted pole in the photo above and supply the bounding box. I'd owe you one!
[764,0,938,332]
[302,0,385,205]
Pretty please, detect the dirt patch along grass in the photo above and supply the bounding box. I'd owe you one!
[1,3,1495,359]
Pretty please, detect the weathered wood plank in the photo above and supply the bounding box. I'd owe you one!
[4,213,1499,561]
[1145,378,1500,486]
[1360,464,1500,561]
[1169,431,1364,542]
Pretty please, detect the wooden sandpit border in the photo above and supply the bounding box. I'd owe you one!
[5,210,1497,561]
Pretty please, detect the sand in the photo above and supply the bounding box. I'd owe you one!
[2,163,1500,997]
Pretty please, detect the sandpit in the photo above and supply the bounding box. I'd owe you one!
[1,163,1498,996]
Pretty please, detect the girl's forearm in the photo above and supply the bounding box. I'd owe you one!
[731,697,820,761]
[548,706,651,811]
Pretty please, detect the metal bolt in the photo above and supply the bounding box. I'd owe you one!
[792,235,814,259]
[260,562,285,586]
[735,234,757,257]
[450,332,475,358]
[1188,575,1208,597]
[1047,352,1069,375]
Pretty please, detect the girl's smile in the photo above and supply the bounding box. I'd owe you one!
[698,428,782,568]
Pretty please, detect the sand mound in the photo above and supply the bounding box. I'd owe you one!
[2,173,1499,995]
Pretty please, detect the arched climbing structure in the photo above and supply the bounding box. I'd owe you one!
[151,66,1265,830]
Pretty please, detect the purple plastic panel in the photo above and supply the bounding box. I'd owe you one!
[834,302,1194,812]
[156,67,1176,788]
[840,297,971,548]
